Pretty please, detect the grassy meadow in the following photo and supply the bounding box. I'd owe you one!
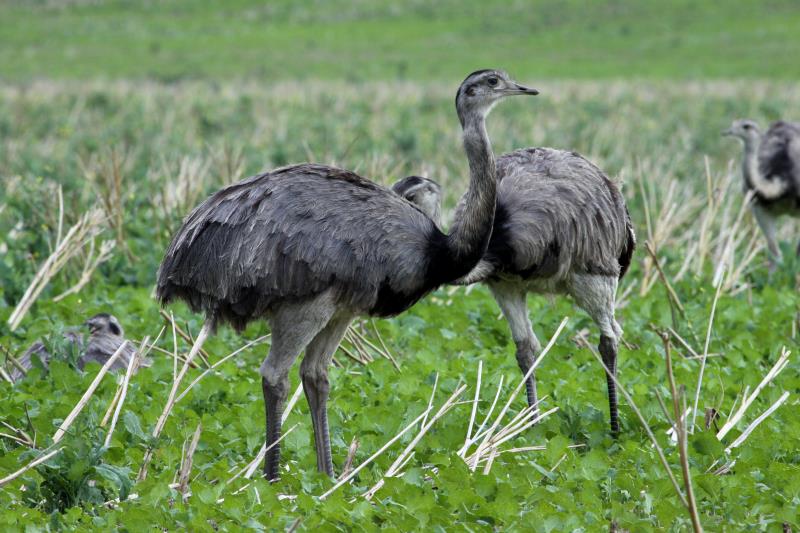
[2,2,800,531]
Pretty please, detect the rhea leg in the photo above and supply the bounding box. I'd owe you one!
[261,294,336,480]
[490,282,540,411]
[752,204,782,271]
[568,274,621,437]
[300,313,353,477]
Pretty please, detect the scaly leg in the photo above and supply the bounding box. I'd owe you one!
[300,314,353,477]
[490,282,540,413]
[261,292,337,481]
[569,274,622,437]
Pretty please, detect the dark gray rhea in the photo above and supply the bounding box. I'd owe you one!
[9,313,142,382]
[395,147,636,436]
[723,119,800,269]
[156,69,539,480]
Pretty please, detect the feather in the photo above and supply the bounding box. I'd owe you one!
[484,148,633,281]
[157,163,446,330]
[758,121,800,198]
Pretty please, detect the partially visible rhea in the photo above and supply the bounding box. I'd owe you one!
[9,313,145,382]
[394,147,635,436]
[723,119,800,269]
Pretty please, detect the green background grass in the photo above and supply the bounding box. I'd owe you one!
[2,0,799,81]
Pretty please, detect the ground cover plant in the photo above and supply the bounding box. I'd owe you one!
[0,78,798,531]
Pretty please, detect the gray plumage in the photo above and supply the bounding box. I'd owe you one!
[395,147,635,435]
[724,119,800,268]
[156,69,539,480]
[8,313,143,382]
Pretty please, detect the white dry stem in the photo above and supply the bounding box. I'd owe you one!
[725,391,790,453]
[0,447,64,488]
[690,272,724,432]
[53,239,115,302]
[364,384,466,500]
[319,407,433,501]
[716,347,791,440]
[138,323,211,481]
[469,318,568,469]
[7,207,106,331]
[52,341,128,444]
[229,424,299,484]
[104,337,147,447]
[178,423,203,500]
[175,335,270,404]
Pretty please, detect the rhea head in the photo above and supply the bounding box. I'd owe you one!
[392,175,443,228]
[723,119,761,144]
[84,313,124,337]
[455,69,538,126]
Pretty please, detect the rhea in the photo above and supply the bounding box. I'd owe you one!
[157,70,538,480]
[9,313,142,382]
[723,119,800,269]
[394,147,635,435]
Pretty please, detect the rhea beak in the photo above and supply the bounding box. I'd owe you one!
[507,83,539,96]
[721,128,733,136]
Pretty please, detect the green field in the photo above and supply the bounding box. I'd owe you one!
[2,0,800,81]
[2,2,800,531]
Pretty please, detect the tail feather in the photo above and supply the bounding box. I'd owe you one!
[618,208,636,280]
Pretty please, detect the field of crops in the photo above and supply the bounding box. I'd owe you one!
[0,77,798,530]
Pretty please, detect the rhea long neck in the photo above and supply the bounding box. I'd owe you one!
[741,135,762,193]
[443,110,497,275]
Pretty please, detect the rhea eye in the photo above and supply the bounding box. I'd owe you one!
[487,77,498,87]
[743,124,751,130]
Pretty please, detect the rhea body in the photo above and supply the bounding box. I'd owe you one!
[394,147,635,435]
[157,70,538,480]
[9,313,141,382]
[723,119,800,268]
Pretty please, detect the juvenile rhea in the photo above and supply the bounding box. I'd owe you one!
[723,119,800,269]
[9,313,142,382]
[394,147,635,436]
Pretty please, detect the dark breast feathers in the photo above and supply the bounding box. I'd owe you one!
[759,121,800,202]
[486,148,634,281]
[157,164,440,330]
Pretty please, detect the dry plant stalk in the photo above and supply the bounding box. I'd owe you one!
[81,148,130,255]
[339,438,360,481]
[0,447,64,488]
[664,335,703,532]
[177,423,203,501]
[690,271,724,432]
[589,348,689,508]
[159,310,212,368]
[53,239,115,302]
[320,408,433,501]
[716,347,791,440]
[104,337,148,447]
[175,335,270,404]
[7,207,106,331]
[461,318,568,471]
[52,341,128,444]
[363,382,466,500]
[138,323,211,481]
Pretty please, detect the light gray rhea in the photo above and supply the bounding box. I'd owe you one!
[156,69,539,480]
[393,148,635,436]
[9,313,140,382]
[723,119,800,269]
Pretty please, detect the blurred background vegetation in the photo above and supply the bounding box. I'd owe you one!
[1,0,799,82]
